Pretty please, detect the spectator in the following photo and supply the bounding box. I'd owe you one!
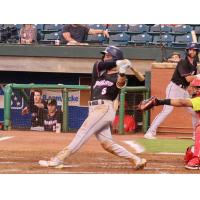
[61,24,109,45]
[167,52,181,63]
[19,24,37,44]
[22,89,47,131]
[43,98,63,133]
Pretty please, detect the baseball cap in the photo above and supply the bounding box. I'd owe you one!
[47,98,57,106]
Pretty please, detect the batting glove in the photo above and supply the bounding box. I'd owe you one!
[116,59,132,74]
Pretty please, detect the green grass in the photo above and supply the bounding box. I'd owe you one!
[135,138,194,153]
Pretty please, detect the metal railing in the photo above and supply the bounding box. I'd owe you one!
[3,83,150,134]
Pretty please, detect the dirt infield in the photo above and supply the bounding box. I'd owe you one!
[0,130,199,174]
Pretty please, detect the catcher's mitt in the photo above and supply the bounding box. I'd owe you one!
[138,96,159,111]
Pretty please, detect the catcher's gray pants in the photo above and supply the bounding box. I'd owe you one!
[58,100,141,162]
[146,81,197,136]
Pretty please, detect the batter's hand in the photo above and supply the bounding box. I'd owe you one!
[116,59,132,74]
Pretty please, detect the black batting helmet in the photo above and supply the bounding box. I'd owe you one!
[101,46,124,61]
[186,42,199,51]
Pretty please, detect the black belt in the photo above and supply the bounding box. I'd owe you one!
[88,100,104,106]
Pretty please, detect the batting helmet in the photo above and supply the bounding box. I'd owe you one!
[186,42,199,51]
[101,46,124,61]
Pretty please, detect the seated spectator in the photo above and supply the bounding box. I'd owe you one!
[61,24,109,45]
[19,24,37,44]
[22,89,47,131]
[43,98,63,133]
[167,52,181,63]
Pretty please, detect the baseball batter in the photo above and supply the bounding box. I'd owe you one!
[139,77,200,169]
[39,46,146,170]
[144,42,199,139]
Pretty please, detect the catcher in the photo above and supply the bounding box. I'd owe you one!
[138,77,200,170]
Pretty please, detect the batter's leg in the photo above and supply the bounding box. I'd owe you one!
[39,104,113,167]
[95,125,146,169]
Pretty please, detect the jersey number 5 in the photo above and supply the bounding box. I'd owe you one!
[101,87,107,95]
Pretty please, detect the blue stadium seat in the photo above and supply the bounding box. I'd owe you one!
[35,24,44,30]
[129,33,152,45]
[87,24,107,30]
[149,24,171,34]
[172,34,192,48]
[151,34,174,47]
[42,24,62,32]
[108,24,128,33]
[127,24,149,34]
[40,32,60,44]
[86,34,106,44]
[15,24,22,30]
[171,25,193,35]
[109,32,130,46]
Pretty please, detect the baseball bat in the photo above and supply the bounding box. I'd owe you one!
[129,67,145,82]
[191,30,197,43]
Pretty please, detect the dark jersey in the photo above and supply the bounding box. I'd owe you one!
[171,57,197,88]
[90,61,120,101]
[43,110,63,132]
[28,92,47,127]
[62,25,89,43]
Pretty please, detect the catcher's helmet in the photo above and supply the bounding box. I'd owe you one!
[186,42,199,51]
[190,77,200,87]
[101,46,124,60]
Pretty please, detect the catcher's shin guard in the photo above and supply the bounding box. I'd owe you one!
[193,126,200,157]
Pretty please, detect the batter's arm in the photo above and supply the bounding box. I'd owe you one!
[116,74,127,89]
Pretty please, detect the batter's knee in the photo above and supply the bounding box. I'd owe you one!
[100,140,113,151]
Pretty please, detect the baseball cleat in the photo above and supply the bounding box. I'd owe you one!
[185,157,200,170]
[134,158,147,170]
[38,157,63,168]
[144,134,156,140]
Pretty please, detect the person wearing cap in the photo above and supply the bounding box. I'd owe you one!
[144,42,200,140]
[39,45,147,170]
[43,98,63,133]
[22,89,47,131]
[167,52,181,63]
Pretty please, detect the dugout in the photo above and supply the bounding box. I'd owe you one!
[0,44,186,132]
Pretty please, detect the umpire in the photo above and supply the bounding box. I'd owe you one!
[145,42,200,139]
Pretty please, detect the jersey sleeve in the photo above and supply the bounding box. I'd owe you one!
[190,97,200,111]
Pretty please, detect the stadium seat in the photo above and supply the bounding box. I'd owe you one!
[149,24,171,34]
[151,34,174,47]
[87,24,107,30]
[40,32,60,44]
[127,24,149,34]
[109,32,130,46]
[108,24,128,33]
[171,25,193,35]
[129,33,152,45]
[172,34,192,48]
[42,24,62,32]
[35,24,44,31]
[86,34,106,44]
[15,24,22,30]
